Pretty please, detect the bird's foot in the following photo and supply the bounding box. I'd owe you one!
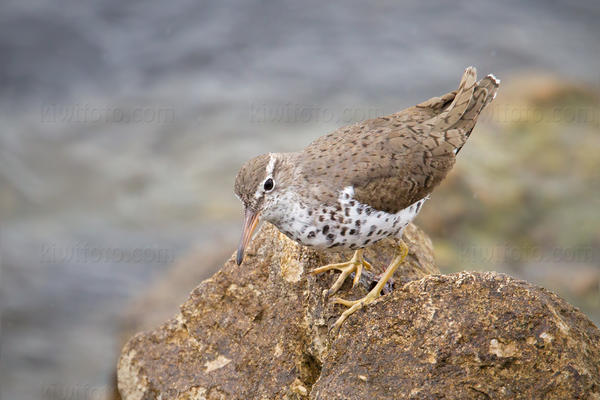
[331,287,381,334]
[310,249,373,296]
[330,240,409,334]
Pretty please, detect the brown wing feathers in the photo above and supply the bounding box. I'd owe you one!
[300,67,499,214]
[351,67,499,213]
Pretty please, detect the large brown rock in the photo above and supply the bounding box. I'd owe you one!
[117,222,436,399]
[313,272,600,399]
[111,241,233,400]
[117,223,600,399]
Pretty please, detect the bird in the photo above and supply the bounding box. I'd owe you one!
[234,67,499,333]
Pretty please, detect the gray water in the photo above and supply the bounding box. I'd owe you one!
[1,0,599,398]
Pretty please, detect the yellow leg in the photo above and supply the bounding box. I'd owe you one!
[331,240,409,333]
[310,249,374,295]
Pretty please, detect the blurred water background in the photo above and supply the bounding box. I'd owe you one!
[1,0,599,399]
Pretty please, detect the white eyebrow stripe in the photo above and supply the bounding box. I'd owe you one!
[253,153,277,200]
[265,153,276,177]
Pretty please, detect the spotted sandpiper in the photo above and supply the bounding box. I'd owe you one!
[234,67,499,332]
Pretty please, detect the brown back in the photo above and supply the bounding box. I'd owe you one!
[299,67,499,213]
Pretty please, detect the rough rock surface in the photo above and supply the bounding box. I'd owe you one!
[112,242,233,400]
[117,241,233,348]
[313,273,600,399]
[117,223,600,399]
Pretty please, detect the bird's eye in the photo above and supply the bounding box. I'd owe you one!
[263,178,274,191]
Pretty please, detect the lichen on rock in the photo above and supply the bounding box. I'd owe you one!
[117,223,600,400]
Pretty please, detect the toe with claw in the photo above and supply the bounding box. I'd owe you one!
[329,240,409,334]
[310,249,373,295]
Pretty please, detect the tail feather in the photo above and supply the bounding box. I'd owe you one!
[462,74,500,122]
[454,74,500,154]
[424,66,478,131]
[425,68,500,154]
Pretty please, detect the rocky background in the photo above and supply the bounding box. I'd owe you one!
[1,1,599,399]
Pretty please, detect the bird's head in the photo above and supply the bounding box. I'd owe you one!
[234,153,291,265]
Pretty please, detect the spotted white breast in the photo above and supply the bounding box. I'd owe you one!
[271,186,427,250]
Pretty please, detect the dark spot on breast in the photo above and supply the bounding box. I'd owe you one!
[366,209,372,216]
[327,233,335,240]
[355,220,361,227]
[349,201,356,207]
[307,231,316,239]
[377,229,382,235]
[363,239,371,245]
[318,215,324,222]
[341,227,347,236]
[349,229,356,235]
[308,210,313,216]
[357,208,363,215]
[345,208,350,217]
[322,225,329,234]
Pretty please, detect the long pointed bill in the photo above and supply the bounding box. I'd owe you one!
[236,207,260,265]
